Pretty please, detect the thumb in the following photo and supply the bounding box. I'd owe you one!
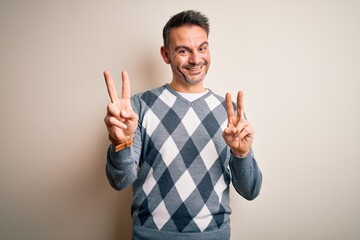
[120,109,138,121]
[224,126,237,135]
[120,109,130,118]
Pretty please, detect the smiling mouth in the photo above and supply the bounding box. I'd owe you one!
[184,65,203,74]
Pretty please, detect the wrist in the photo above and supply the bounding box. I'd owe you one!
[230,149,249,158]
[109,133,135,152]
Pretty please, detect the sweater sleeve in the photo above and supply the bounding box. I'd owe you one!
[106,144,138,191]
[229,149,262,200]
[105,96,142,191]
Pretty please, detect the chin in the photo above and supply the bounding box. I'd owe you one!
[175,67,207,85]
[184,77,205,85]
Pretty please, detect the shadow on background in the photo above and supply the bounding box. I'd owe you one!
[111,187,133,240]
[97,137,133,240]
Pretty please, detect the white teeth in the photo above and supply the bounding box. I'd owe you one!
[187,67,201,70]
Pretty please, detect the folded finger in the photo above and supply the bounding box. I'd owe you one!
[238,125,254,140]
[110,117,128,129]
[107,103,121,119]
[223,126,237,135]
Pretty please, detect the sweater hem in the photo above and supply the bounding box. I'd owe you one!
[132,224,230,240]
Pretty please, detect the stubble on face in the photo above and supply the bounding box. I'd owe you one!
[167,25,211,88]
[174,60,208,85]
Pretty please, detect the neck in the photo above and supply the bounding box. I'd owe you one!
[169,80,206,93]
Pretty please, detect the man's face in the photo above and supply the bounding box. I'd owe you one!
[162,25,211,85]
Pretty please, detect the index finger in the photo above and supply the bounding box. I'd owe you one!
[104,70,119,103]
[121,71,131,99]
[237,91,245,119]
[225,92,235,125]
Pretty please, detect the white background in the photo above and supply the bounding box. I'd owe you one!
[1,0,359,239]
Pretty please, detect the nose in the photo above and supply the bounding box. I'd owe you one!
[188,51,201,65]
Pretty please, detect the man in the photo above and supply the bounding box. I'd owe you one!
[104,10,262,240]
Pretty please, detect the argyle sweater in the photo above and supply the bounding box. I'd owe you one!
[106,84,262,240]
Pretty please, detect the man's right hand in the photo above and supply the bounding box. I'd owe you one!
[103,70,138,144]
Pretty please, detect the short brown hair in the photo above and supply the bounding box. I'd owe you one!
[162,10,210,47]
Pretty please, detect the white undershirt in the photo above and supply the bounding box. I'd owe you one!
[177,89,209,102]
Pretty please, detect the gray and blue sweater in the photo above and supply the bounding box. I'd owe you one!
[106,84,262,240]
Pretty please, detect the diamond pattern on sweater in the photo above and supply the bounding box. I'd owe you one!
[158,168,174,199]
[142,109,161,137]
[214,174,227,203]
[203,112,220,138]
[159,136,178,167]
[182,107,201,136]
[175,169,197,201]
[144,138,157,166]
[143,168,157,196]
[199,140,218,170]
[158,88,176,107]
[141,91,158,108]
[138,197,151,225]
[162,108,182,135]
[180,138,199,168]
[172,203,193,232]
[162,185,183,216]
[220,118,228,131]
[152,200,171,230]
[204,93,222,111]
[186,155,208,186]
[135,86,231,233]
[194,205,212,232]
[197,172,213,203]
[214,204,225,228]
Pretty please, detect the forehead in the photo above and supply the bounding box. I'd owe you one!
[168,25,208,47]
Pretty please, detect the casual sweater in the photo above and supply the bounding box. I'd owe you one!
[106,84,262,240]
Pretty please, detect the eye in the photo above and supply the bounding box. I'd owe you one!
[177,49,189,55]
[199,45,208,53]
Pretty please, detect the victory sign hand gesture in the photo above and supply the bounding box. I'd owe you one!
[223,91,254,157]
[104,71,138,144]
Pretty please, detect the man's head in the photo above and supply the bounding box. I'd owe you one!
[162,10,210,48]
[161,10,211,91]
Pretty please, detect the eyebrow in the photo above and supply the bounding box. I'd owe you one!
[174,41,209,51]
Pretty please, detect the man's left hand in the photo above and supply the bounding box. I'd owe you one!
[223,91,254,157]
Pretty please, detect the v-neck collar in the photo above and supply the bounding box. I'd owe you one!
[164,84,212,105]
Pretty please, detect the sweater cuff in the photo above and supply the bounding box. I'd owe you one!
[230,150,253,168]
[108,144,134,169]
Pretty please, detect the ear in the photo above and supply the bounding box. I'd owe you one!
[160,46,171,64]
